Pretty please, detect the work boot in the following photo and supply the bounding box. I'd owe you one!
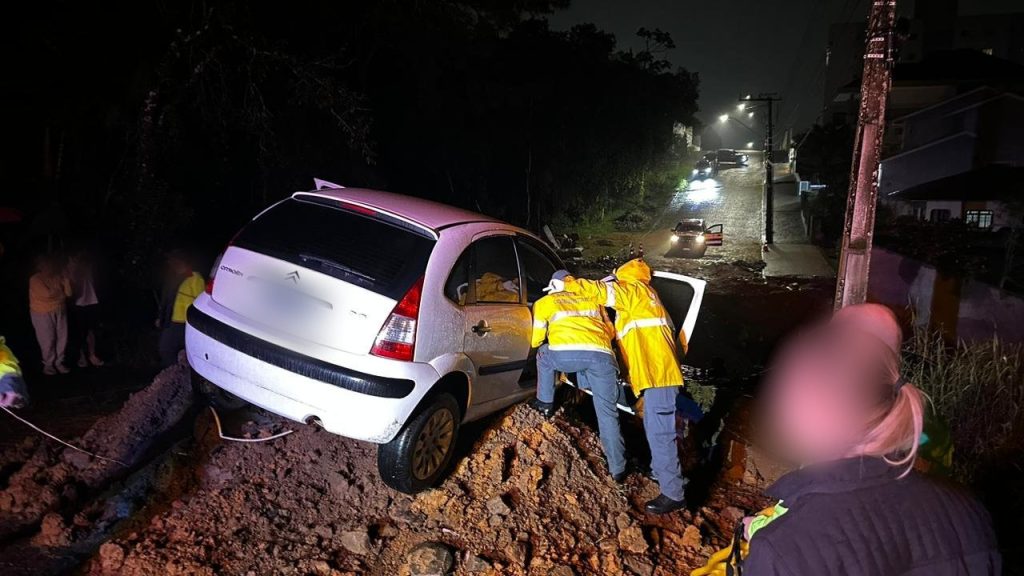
[645,494,686,515]
[528,399,556,418]
[612,470,629,484]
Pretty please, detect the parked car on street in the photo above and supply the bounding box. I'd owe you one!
[186,184,708,493]
[671,218,723,257]
[716,149,749,166]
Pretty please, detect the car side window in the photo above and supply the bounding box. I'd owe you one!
[516,238,558,305]
[469,236,521,304]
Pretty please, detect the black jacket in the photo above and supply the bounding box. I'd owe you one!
[745,456,1000,576]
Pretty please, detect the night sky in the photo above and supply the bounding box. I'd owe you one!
[551,0,1023,136]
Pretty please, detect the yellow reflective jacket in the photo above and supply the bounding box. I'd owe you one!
[172,272,205,324]
[566,259,684,395]
[475,272,520,304]
[0,337,22,379]
[531,287,615,354]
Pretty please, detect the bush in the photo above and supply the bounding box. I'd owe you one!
[904,329,1024,482]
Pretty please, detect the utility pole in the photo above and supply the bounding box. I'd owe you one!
[740,93,782,245]
[834,0,898,309]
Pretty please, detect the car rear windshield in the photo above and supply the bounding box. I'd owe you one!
[233,198,435,300]
[676,222,704,233]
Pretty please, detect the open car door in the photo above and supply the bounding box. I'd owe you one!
[562,271,707,415]
[704,224,723,247]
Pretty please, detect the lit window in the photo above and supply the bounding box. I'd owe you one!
[930,209,951,223]
[982,48,993,56]
[965,210,993,229]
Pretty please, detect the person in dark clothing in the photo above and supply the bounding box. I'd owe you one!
[745,304,1000,576]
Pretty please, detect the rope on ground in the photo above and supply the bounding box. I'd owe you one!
[208,406,294,443]
[0,405,127,467]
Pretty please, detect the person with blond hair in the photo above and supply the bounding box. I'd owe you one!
[742,304,999,575]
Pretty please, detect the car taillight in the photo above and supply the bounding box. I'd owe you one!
[205,277,215,295]
[371,276,424,362]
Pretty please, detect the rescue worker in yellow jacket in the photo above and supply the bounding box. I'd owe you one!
[529,270,627,482]
[157,249,205,368]
[0,336,29,409]
[565,258,688,514]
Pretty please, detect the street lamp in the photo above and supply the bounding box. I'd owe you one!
[746,141,754,148]
[747,111,754,119]
[737,103,746,112]
[718,114,729,123]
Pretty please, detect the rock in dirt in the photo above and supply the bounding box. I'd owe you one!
[617,524,648,554]
[340,529,372,555]
[403,542,454,576]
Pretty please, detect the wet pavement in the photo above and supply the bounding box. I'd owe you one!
[640,151,766,272]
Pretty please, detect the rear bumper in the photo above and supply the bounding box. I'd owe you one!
[186,306,437,443]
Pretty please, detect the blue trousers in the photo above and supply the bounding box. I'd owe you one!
[536,344,626,476]
[644,385,686,501]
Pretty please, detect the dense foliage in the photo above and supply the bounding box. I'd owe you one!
[4,1,699,269]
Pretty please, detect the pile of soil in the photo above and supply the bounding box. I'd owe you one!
[82,404,768,576]
[0,356,195,574]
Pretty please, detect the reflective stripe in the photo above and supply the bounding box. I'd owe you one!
[617,317,670,339]
[533,320,548,329]
[547,343,614,355]
[605,284,615,308]
[549,309,601,322]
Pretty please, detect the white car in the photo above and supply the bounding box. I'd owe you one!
[186,184,707,493]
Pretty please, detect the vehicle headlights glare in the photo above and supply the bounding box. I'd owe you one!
[670,235,679,243]
[696,234,706,244]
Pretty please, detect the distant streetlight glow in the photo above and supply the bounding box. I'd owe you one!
[747,111,754,118]
[718,114,729,123]
[746,141,754,148]
[737,103,746,111]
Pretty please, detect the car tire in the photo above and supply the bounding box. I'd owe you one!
[378,393,461,494]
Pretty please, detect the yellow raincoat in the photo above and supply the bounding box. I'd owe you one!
[566,259,684,395]
[171,272,206,324]
[531,288,615,354]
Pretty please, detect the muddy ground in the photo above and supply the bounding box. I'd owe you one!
[0,265,832,575]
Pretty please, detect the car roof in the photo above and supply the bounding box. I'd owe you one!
[294,187,502,231]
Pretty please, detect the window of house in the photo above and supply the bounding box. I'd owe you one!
[982,48,994,56]
[965,210,994,229]
[910,201,926,220]
[930,209,951,223]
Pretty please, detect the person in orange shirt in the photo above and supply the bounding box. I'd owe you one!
[28,254,72,375]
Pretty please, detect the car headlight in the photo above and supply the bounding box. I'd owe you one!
[692,169,698,175]
[696,234,705,244]
[670,235,679,243]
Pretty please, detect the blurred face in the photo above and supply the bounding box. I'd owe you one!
[167,256,189,276]
[761,327,890,465]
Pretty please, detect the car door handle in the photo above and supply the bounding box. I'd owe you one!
[471,320,492,335]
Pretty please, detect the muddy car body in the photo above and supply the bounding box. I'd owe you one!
[187,185,706,493]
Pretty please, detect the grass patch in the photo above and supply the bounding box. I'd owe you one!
[904,329,1024,482]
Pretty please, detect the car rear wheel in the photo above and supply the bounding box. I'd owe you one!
[378,393,460,494]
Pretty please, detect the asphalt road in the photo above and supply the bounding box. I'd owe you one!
[642,151,766,269]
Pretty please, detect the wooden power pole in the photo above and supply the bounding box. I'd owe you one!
[834,0,898,309]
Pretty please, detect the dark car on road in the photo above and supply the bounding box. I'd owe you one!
[671,218,723,258]
[692,158,715,180]
[716,149,748,166]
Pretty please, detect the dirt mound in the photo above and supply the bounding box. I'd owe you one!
[80,403,767,576]
[0,356,194,542]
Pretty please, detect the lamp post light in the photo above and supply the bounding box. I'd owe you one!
[718,114,729,124]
